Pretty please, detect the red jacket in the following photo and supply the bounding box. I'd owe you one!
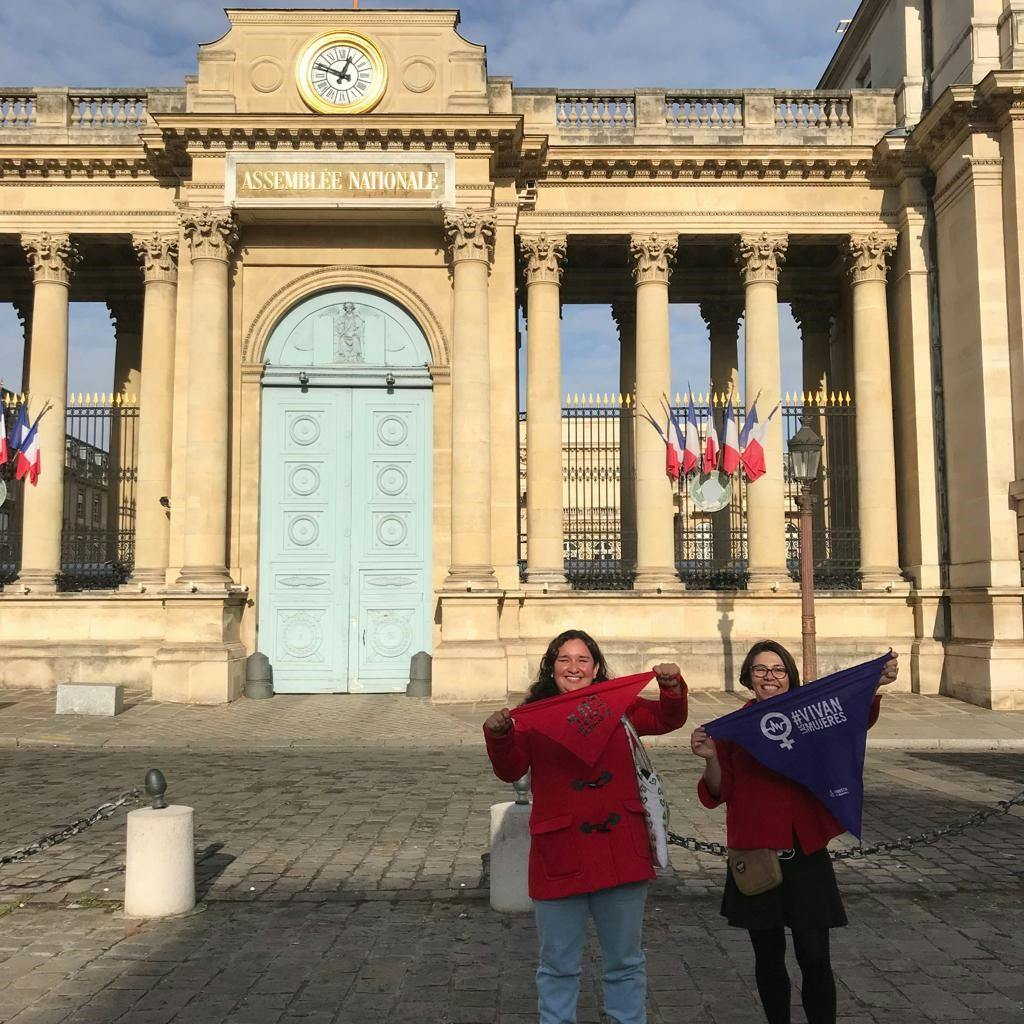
[486,685,687,900]
[698,693,882,853]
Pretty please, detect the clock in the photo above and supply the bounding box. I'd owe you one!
[297,31,388,115]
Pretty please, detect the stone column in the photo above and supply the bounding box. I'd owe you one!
[443,209,498,589]
[737,232,790,590]
[106,299,143,548]
[129,233,179,587]
[12,294,32,390]
[847,231,902,588]
[701,298,743,565]
[791,296,833,399]
[176,208,237,590]
[613,297,637,571]
[630,233,682,591]
[521,233,568,589]
[18,233,80,591]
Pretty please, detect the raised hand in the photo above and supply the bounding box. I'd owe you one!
[485,707,513,736]
[690,726,717,759]
[878,654,898,687]
[653,662,683,689]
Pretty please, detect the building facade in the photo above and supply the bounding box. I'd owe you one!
[0,3,1021,708]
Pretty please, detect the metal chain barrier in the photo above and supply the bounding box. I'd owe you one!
[0,788,141,867]
[667,784,1024,861]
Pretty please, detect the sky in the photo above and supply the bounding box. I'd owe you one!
[0,0,860,401]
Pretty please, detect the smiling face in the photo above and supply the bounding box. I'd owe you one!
[749,650,792,701]
[553,638,599,695]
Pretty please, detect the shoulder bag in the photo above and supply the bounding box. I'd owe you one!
[621,715,670,868]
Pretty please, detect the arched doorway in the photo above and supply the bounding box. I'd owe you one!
[258,289,433,693]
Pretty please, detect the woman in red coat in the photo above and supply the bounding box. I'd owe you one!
[485,628,686,1024]
[690,640,898,1024]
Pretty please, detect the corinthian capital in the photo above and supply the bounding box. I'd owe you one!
[699,297,743,334]
[629,233,678,284]
[519,233,567,285]
[22,232,80,286]
[133,231,179,283]
[791,295,835,336]
[444,208,496,267]
[737,232,788,285]
[180,207,238,264]
[846,231,896,284]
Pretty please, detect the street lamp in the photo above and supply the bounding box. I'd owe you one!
[788,417,824,682]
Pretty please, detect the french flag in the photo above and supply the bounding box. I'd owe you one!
[702,401,720,474]
[638,405,679,481]
[0,412,8,466]
[14,419,41,485]
[721,399,741,475]
[9,403,30,453]
[683,393,701,476]
[740,402,778,483]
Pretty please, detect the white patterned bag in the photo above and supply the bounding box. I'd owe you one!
[621,716,671,868]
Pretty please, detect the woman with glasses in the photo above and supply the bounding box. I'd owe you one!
[484,629,686,1024]
[689,640,898,1024]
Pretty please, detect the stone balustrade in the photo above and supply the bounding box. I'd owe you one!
[512,87,896,144]
[0,88,185,142]
[0,93,35,128]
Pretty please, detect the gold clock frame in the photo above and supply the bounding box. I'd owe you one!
[296,31,388,115]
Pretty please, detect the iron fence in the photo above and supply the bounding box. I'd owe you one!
[518,389,860,592]
[783,395,860,589]
[59,393,138,591]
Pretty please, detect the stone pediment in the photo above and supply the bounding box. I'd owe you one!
[192,8,488,116]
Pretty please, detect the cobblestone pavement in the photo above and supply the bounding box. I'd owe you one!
[1,687,1022,752]
[0,743,1022,1023]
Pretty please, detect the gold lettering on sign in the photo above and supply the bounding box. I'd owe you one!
[234,161,446,204]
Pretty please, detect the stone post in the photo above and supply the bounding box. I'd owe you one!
[129,233,179,587]
[613,297,637,572]
[443,208,498,589]
[521,233,568,589]
[18,232,80,591]
[176,208,237,590]
[847,230,903,589]
[737,232,790,590]
[630,233,682,591]
[701,298,743,565]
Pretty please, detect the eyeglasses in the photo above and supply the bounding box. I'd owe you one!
[750,665,789,680]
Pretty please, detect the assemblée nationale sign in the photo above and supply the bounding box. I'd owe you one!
[225,154,454,208]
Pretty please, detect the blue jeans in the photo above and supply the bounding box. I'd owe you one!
[533,881,648,1024]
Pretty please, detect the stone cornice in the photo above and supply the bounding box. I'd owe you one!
[0,146,154,179]
[908,86,990,169]
[519,232,567,285]
[542,147,879,182]
[629,232,677,284]
[737,232,788,285]
[225,8,460,26]
[21,232,80,285]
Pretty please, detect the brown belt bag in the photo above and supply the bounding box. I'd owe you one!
[727,848,783,896]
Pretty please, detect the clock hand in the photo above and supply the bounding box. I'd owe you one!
[337,56,354,82]
[313,61,347,81]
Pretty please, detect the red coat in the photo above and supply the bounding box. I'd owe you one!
[485,685,687,900]
[698,694,882,853]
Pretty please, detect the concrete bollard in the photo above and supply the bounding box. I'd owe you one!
[124,770,196,919]
[489,774,532,913]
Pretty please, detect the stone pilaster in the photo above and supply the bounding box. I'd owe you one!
[17,233,80,591]
[521,232,568,589]
[846,230,903,589]
[443,208,498,589]
[176,208,238,589]
[737,232,790,590]
[129,232,179,588]
[630,233,682,591]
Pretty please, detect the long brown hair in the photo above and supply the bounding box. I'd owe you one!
[738,640,802,691]
[522,629,610,704]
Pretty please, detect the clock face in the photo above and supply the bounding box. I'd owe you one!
[297,32,387,114]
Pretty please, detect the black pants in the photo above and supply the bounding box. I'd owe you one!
[748,925,836,1024]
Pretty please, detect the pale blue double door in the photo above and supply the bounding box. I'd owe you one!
[258,385,432,693]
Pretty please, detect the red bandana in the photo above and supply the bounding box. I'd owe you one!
[510,672,654,766]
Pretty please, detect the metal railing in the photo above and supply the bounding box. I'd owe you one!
[59,393,138,592]
[518,391,860,592]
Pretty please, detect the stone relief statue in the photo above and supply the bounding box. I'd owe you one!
[330,301,366,363]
